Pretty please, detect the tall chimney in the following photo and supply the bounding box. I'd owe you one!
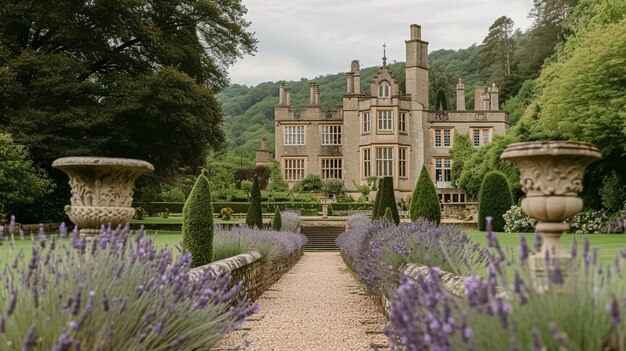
[314,84,321,105]
[410,24,421,40]
[352,60,361,94]
[309,82,316,105]
[278,81,286,105]
[456,78,465,111]
[260,137,268,151]
[474,86,485,110]
[346,72,354,94]
[405,24,429,109]
[483,92,491,110]
[285,88,291,106]
[490,83,499,110]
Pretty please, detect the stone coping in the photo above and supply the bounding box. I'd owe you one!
[189,251,262,279]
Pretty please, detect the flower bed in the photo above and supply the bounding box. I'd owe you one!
[336,219,484,316]
[0,224,256,350]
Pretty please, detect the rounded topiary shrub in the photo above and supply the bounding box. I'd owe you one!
[478,171,513,232]
[410,166,441,224]
[182,172,214,268]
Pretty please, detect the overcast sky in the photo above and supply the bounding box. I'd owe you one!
[228,0,534,86]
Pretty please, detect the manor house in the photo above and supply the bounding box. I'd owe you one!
[266,24,509,205]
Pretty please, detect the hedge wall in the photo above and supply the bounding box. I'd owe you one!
[137,202,373,216]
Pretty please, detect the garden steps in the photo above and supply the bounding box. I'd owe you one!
[300,225,345,251]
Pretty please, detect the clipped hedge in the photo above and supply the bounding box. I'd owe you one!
[138,201,373,216]
[478,171,513,231]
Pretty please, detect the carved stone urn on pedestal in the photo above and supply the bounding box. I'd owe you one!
[52,157,154,238]
[501,141,601,289]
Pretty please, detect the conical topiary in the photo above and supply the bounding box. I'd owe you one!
[272,206,282,231]
[478,171,513,232]
[182,172,214,268]
[377,177,400,225]
[246,175,263,229]
[372,178,384,219]
[410,166,441,224]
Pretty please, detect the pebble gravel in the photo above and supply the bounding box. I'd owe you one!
[213,252,388,350]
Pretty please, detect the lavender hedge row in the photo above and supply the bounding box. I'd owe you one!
[0,217,257,351]
[386,220,626,350]
[213,225,307,262]
[336,218,484,296]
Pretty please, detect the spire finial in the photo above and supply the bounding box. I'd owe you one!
[382,43,387,67]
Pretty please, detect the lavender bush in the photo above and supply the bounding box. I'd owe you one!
[279,211,301,232]
[346,213,370,231]
[386,220,626,350]
[0,218,257,350]
[213,225,307,262]
[337,220,484,296]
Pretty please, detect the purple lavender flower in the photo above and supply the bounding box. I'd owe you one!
[23,324,35,351]
[52,333,74,351]
[519,234,529,260]
[532,326,542,351]
[570,236,577,258]
[606,296,621,325]
[9,215,16,234]
[59,222,68,238]
[38,224,46,248]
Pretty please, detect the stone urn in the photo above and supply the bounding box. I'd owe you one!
[52,157,154,237]
[501,141,601,288]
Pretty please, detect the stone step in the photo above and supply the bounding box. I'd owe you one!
[300,226,345,251]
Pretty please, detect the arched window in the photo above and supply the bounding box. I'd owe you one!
[378,81,391,98]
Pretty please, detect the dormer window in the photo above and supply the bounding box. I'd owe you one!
[378,81,391,98]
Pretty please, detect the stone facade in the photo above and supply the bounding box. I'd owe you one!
[269,24,509,202]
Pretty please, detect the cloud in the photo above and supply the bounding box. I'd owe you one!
[228,0,534,86]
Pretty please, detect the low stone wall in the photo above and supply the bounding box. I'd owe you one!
[339,249,467,318]
[190,247,304,302]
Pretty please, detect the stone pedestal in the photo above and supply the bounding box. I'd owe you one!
[52,157,154,238]
[501,141,601,291]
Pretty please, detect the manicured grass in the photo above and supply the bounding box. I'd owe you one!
[466,231,626,264]
[0,230,184,264]
[131,216,246,225]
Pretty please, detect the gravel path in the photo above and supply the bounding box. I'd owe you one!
[214,252,388,350]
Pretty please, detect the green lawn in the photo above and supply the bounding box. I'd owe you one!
[466,231,626,264]
[0,230,184,264]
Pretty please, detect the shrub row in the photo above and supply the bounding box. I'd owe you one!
[336,219,484,296]
[138,202,373,216]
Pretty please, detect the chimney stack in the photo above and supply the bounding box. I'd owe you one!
[474,86,485,110]
[278,81,286,105]
[260,137,268,151]
[456,78,465,111]
[285,88,291,106]
[346,72,354,94]
[410,24,421,40]
[309,82,316,105]
[352,60,361,94]
[314,84,320,105]
[490,83,499,110]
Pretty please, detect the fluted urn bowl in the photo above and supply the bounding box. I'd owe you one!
[501,141,601,252]
[52,157,154,237]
